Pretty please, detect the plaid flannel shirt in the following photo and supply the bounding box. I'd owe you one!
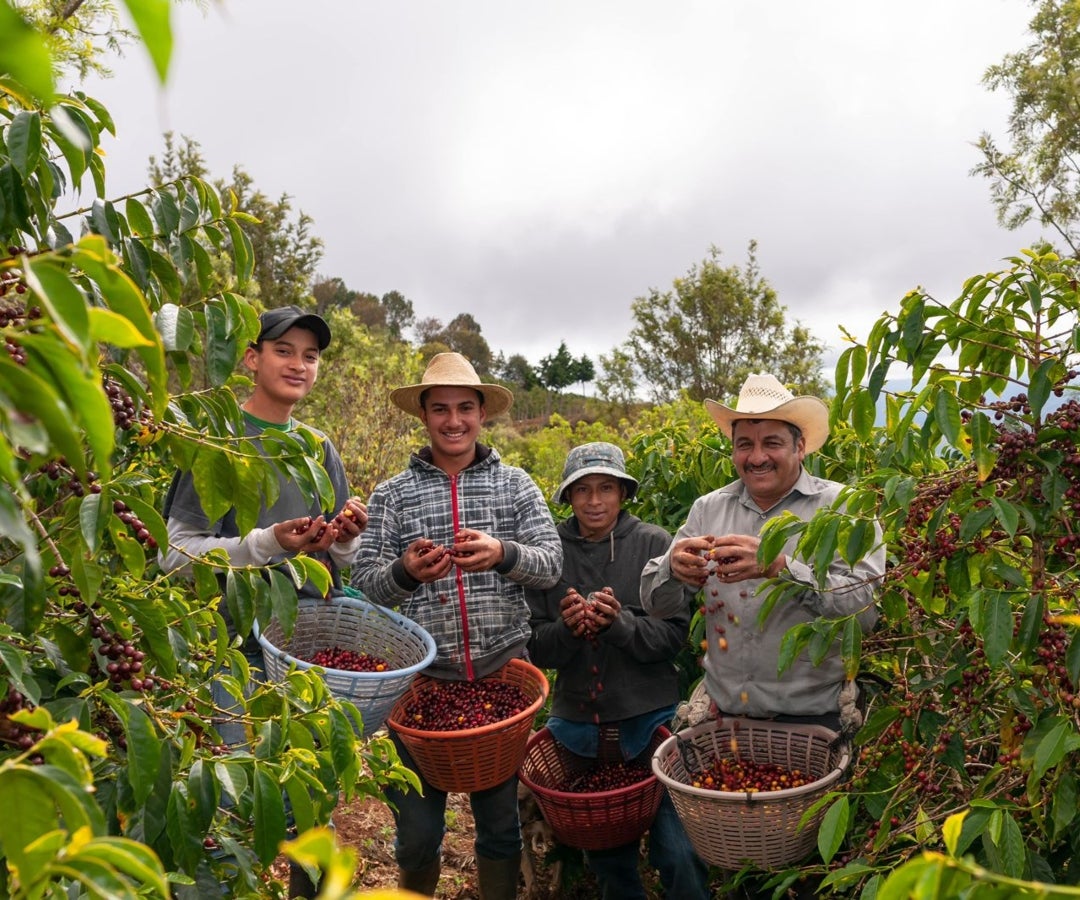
[352,444,561,679]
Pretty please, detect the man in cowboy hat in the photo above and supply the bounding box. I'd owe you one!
[526,442,710,900]
[641,373,884,732]
[352,351,561,900]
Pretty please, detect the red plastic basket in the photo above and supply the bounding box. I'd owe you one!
[518,725,669,850]
[652,718,849,870]
[387,659,549,792]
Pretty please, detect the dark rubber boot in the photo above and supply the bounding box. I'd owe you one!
[288,863,318,899]
[397,858,441,896]
[477,851,521,900]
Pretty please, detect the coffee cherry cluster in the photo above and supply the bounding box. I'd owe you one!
[307,646,391,672]
[564,760,650,793]
[0,686,39,750]
[292,517,330,540]
[47,560,82,600]
[104,376,138,430]
[36,457,102,499]
[4,335,26,365]
[113,499,157,550]
[689,755,810,792]
[0,247,29,298]
[1,292,38,364]
[88,615,158,692]
[401,679,530,731]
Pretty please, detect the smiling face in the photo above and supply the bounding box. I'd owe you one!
[419,386,486,473]
[731,419,806,510]
[567,473,625,541]
[243,325,322,423]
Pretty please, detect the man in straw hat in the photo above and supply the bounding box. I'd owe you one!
[352,351,561,899]
[526,441,710,899]
[641,373,884,734]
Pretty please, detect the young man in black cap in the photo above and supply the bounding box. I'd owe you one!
[162,305,366,598]
[161,305,366,897]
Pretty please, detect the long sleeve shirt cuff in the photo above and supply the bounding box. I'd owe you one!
[494,540,517,575]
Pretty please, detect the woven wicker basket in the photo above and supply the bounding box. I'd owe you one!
[518,725,669,850]
[652,718,849,870]
[256,595,436,734]
[387,659,548,792]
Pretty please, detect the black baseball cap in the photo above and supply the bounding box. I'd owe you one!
[256,305,332,350]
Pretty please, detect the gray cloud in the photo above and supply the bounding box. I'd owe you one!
[85,0,1044,377]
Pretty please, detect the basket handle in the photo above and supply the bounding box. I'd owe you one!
[676,734,707,776]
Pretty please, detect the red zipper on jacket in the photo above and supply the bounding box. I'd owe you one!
[449,474,474,680]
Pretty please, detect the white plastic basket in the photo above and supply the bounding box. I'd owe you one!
[256,594,436,734]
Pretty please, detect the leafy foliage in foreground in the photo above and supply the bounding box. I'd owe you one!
[733,251,1080,898]
[0,23,415,900]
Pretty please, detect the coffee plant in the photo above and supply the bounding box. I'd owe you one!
[739,250,1080,898]
[612,249,1080,897]
[0,16,415,900]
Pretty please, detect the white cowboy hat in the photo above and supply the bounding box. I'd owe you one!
[390,352,514,419]
[704,373,830,453]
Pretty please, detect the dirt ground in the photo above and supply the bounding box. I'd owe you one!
[330,790,615,899]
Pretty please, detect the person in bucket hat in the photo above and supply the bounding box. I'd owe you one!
[641,373,885,732]
[527,442,710,899]
[352,352,561,899]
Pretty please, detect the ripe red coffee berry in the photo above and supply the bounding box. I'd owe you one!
[306,646,391,672]
[690,756,809,792]
[564,760,650,793]
[402,679,530,732]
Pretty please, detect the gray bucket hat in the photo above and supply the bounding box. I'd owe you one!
[552,442,639,504]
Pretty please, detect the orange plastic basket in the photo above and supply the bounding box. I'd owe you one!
[518,725,669,850]
[387,659,549,792]
[652,718,849,870]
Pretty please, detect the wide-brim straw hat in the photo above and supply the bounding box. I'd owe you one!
[390,352,514,419]
[704,373,830,453]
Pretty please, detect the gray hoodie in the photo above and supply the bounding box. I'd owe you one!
[526,510,694,722]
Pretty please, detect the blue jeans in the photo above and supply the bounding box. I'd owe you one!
[585,791,710,900]
[388,731,522,867]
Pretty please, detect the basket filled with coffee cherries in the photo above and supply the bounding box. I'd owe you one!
[652,717,850,869]
[518,724,669,850]
[387,659,549,792]
[256,591,436,735]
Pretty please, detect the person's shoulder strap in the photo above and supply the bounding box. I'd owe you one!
[162,470,183,521]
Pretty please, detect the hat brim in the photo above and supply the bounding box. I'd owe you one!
[390,383,514,419]
[704,396,830,453]
[552,467,639,505]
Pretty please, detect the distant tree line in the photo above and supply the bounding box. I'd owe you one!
[148,135,827,411]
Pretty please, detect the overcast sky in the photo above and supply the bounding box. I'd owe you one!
[81,0,1044,377]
